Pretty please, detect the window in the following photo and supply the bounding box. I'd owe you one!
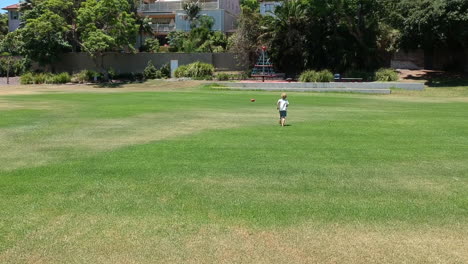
[10,11,19,20]
[264,4,274,13]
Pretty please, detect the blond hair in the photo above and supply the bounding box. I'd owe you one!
[281,93,287,99]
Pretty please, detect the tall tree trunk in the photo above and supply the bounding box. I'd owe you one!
[6,58,10,85]
[424,46,434,70]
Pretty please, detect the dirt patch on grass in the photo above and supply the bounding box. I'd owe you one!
[0,80,206,96]
[0,109,274,171]
[399,69,468,87]
[0,98,56,110]
[180,224,468,264]
[1,216,466,263]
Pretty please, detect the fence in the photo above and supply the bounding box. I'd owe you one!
[46,52,245,74]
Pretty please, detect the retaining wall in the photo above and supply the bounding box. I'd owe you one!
[222,82,425,90]
[47,52,244,73]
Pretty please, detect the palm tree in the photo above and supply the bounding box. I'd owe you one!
[130,0,153,49]
[182,0,201,29]
[265,0,308,74]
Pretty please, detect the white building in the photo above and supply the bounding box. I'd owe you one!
[138,0,240,35]
[259,1,281,16]
[2,4,20,32]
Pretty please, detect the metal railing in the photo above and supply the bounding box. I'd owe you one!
[138,1,218,12]
[150,24,176,32]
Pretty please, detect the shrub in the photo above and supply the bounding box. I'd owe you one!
[214,73,246,81]
[144,38,160,53]
[21,72,75,85]
[34,73,71,84]
[160,64,170,78]
[71,70,101,83]
[299,69,334,82]
[133,73,144,81]
[317,70,334,82]
[50,72,71,84]
[174,65,188,78]
[20,72,34,84]
[216,73,230,81]
[72,71,86,83]
[187,62,214,78]
[108,68,116,80]
[33,73,48,84]
[192,75,213,80]
[45,73,55,84]
[239,72,249,80]
[175,62,214,78]
[299,70,319,82]
[114,72,143,82]
[143,61,162,79]
[159,45,170,53]
[375,68,399,82]
[86,70,101,82]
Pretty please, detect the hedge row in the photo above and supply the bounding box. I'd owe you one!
[20,72,71,85]
[298,68,399,82]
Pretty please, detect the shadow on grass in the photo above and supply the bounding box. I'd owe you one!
[402,71,468,87]
[96,81,144,88]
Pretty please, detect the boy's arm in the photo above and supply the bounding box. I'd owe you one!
[276,101,280,110]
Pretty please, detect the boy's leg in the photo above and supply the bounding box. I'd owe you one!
[282,111,287,126]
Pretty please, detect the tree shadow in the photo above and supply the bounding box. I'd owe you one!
[401,70,468,87]
[95,80,144,88]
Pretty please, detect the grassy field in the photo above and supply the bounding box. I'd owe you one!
[1,81,467,263]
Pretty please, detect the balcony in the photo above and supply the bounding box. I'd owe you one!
[138,1,218,13]
[150,23,176,32]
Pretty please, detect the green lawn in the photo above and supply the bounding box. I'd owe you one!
[1,83,467,263]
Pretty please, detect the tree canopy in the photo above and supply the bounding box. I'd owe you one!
[0,14,8,37]
[232,0,468,73]
[0,0,138,69]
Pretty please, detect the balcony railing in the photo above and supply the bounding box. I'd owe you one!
[138,1,218,12]
[150,24,176,32]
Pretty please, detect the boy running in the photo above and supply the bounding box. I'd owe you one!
[277,93,289,127]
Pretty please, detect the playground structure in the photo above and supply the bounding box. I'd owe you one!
[251,46,277,82]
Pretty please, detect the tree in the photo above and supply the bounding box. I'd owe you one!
[15,0,85,67]
[17,10,71,67]
[144,38,160,52]
[167,15,227,53]
[128,0,153,51]
[240,0,259,12]
[0,14,8,37]
[255,0,399,73]
[77,0,138,79]
[395,0,468,70]
[167,31,189,52]
[182,0,202,29]
[0,32,27,83]
[263,0,308,74]
[229,6,264,69]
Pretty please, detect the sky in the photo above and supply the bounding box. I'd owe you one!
[0,0,19,13]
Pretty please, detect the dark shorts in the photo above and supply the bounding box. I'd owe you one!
[279,111,287,118]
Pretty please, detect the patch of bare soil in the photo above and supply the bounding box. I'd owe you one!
[398,69,468,86]
[0,80,206,96]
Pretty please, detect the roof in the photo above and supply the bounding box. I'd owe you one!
[2,4,20,11]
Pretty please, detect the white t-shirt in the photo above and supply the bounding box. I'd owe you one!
[277,99,289,111]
